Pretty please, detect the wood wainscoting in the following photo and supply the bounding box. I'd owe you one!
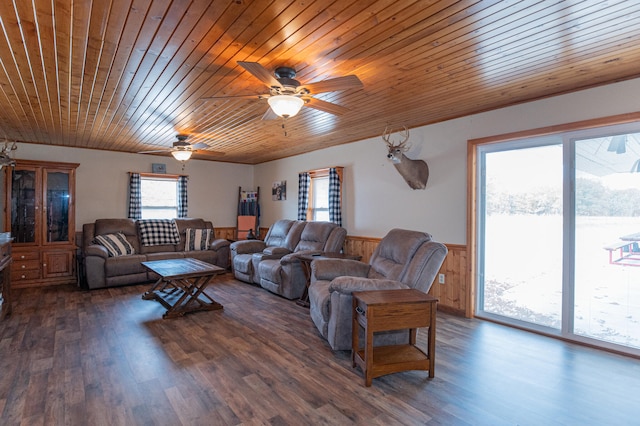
[214,227,238,241]
[217,228,468,317]
[214,227,267,241]
[344,236,468,317]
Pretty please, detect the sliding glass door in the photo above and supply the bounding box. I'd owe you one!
[573,134,640,349]
[476,125,640,355]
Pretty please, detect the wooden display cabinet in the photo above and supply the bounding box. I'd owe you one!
[4,160,79,287]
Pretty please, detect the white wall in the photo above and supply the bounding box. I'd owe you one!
[3,78,639,242]
[1,145,254,231]
[254,77,640,244]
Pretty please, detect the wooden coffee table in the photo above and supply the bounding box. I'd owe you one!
[141,258,225,319]
[352,289,438,386]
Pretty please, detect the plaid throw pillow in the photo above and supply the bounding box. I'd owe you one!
[94,233,135,257]
[185,228,212,251]
[138,219,181,246]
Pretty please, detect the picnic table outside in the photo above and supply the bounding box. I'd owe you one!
[603,232,640,266]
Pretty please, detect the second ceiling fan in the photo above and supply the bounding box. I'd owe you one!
[204,61,363,119]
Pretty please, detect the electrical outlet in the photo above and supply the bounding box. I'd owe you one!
[438,273,445,284]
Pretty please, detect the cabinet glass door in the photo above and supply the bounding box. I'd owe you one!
[10,169,38,243]
[45,171,70,243]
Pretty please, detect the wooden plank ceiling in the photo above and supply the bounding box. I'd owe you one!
[0,0,639,164]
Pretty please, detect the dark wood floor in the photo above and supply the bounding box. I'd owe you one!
[1,275,639,425]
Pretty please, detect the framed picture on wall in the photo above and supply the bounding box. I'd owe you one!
[152,163,166,174]
[272,181,286,201]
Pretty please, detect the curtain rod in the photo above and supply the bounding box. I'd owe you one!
[299,166,343,174]
[129,172,188,178]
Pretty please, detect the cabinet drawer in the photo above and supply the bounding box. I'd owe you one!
[13,251,39,261]
[0,244,10,258]
[11,260,40,271]
[13,269,40,281]
[369,302,431,331]
[0,243,10,269]
[12,259,40,272]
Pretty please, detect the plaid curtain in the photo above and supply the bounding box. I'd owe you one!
[128,172,141,219]
[329,167,342,226]
[178,175,188,218]
[297,172,310,220]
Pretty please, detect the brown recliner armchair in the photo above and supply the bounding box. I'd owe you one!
[230,219,305,284]
[258,221,347,299]
[308,228,448,350]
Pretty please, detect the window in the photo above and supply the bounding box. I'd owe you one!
[141,175,179,219]
[310,175,329,221]
[472,119,640,356]
[304,167,343,223]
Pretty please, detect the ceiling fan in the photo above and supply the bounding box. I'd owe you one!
[139,135,224,162]
[203,61,364,119]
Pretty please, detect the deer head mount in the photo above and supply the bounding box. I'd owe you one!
[0,141,17,169]
[382,126,429,190]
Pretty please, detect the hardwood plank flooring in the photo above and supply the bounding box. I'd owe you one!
[1,275,639,425]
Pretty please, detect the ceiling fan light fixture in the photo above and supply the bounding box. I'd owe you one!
[171,149,192,161]
[268,95,304,118]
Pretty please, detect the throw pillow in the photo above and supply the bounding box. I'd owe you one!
[137,219,181,246]
[185,228,213,251]
[94,232,135,257]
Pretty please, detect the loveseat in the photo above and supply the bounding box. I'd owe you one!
[82,218,230,289]
[230,219,347,299]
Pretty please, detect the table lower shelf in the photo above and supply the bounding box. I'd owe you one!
[144,287,223,319]
[353,344,431,381]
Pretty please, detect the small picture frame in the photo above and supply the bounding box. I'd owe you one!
[272,181,286,201]
[152,163,166,174]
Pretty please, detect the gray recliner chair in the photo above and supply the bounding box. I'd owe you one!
[308,228,448,350]
[230,219,305,284]
[258,221,347,299]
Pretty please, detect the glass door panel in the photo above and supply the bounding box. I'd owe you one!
[10,169,38,243]
[574,134,640,349]
[45,171,71,243]
[479,144,563,329]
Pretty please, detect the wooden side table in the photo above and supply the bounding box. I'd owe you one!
[352,289,437,386]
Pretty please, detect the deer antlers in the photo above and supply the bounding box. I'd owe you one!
[0,140,17,167]
[1,141,17,154]
[382,125,410,151]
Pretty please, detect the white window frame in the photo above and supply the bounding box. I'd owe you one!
[304,167,343,222]
[140,173,180,219]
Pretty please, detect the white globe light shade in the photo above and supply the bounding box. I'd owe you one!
[267,95,304,118]
[171,149,192,161]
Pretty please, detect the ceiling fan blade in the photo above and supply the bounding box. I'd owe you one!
[302,75,363,94]
[238,61,281,88]
[138,149,170,154]
[304,97,350,115]
[201,94,262,101]
[261,107,278,121]
[191,149,225,159]
[190,142,209,149]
